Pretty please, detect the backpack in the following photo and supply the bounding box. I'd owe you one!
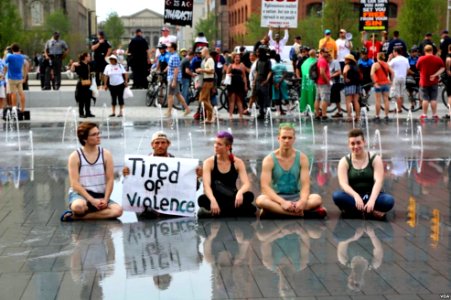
[309,62,318,81]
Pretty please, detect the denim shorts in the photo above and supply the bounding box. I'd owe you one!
[374,84,390,93]
[67,190,116,211]
[420,85,438,101]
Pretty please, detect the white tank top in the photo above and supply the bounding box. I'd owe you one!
[77,146,106,194]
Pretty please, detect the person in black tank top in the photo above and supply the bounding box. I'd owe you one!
[198,131,256,217]
[333,129,394,219]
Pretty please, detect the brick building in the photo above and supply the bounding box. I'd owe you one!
[227,0,403,48]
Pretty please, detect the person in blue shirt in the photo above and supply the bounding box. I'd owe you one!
[0,58,6,113]
[5,43,27,112]
[357,48,374,96]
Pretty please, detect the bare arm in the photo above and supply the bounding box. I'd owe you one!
[235,158,251,195]
[343,65,350,83]
[202,157,220,214]
[298,153,311,205]
[447,57,451,76]
[103,149,114,202]
[365,155,384,213]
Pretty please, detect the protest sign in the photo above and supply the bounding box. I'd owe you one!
[359,0,389,31]
[123,219,200,277]
[164,0,194,27]
[122,155,199,217]
[261,0,298,28]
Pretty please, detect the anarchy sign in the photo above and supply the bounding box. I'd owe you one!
[164,0,194,27]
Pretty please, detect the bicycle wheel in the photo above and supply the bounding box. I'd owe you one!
[403,88,422,112]
[156,83,168,107]
[219,87,229,110]
[146,85,157,106]
[442,87,448,108]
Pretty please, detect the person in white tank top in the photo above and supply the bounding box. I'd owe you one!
[61,122,123,221]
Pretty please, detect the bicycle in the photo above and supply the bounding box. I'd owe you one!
[387,77,421,112]
[440,75,450,109]
[145,72,167,107]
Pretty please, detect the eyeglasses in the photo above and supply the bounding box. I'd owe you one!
[89,132,101,137]
[279,122,295,128]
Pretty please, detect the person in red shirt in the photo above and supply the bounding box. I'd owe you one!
[315,48,331,120]
[416,45,445,120]
[361,32,381,61]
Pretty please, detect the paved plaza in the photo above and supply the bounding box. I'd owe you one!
[0,97,450,299]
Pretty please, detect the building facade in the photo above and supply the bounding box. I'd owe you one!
[14,0,96,55]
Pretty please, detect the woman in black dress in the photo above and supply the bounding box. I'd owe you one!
[71,52,94,118]
[226,53,247,119]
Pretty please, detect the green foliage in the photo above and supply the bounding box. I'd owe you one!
[195,13,217,45]
[0,0,23,49]
[322,0,360,49]
[243,13,268,45]
[44,10,70,36]
[101,12,125,48]
[397,0,438,47]
[295,16,323,50]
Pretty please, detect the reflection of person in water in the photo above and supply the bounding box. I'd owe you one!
[334,220,391,292]
[202,221,255,295]
[414,161,445,195]
[153,274,172,290]
[69,225,118,298]
[256,220,324,296]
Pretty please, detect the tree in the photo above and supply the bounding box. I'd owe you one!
[243,13,268,46]
[0,0,23,48]
[195,13,217,46]
[397,0,439,47]
[322,0,360,48]
[101,12,125,48]
[44,10,70,37]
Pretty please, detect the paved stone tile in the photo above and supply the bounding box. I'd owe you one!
[396,261,450,294]
[21,271,64,300]
[0,272,32,300]
[373,263,429,294]
[55,270,96,300]
[220,265,263,298]
[384,295,423,300]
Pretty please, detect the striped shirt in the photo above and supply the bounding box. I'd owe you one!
[77,146,106,194]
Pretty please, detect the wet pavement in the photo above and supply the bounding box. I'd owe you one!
[0,107,450,299]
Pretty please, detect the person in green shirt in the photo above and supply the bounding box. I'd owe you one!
[333,129,394,219]
[299,49,317,112]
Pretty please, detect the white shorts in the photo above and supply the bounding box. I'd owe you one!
[390,77,406,98]
[0,85,5,98]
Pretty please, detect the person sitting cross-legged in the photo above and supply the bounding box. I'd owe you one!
[256,123,327,218]
[332,128,395,219]
[61,122,123,221]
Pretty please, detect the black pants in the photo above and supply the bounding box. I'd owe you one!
[94,61,107,86]
[109,83,125,106]
[256,82,271,116]
[44,55,63,90]
[131,60,148,89]
[76,84,92,116]
[198,191,256,217]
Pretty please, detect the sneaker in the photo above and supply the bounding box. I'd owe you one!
[384,115,389,121]
[373,116,380,121]
[321,116,328,121]
[443,114,451,120]
[419,114,427,120]
[332,112,343,118]
[305,206,328,219]
[193,112,201,120]
[432,115,439,121]
[183,109,191,116]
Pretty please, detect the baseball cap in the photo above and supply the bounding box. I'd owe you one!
[161,26,170,31]
[339,29,346,33]
[108,55,118,61]
[157,43,167,49]
[442,29,449,34]
[151,131,170,143]
[324,29,331,35]
[135,28,142,33]
[180,48,187,53]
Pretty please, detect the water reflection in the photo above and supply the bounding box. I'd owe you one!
[333,220,393,292]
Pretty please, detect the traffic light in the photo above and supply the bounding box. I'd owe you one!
[407,196,416,228]
[430,209,440,247]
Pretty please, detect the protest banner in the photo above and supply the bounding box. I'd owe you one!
[359,0,389,31]
[164,0,194,27]
[261,0,298,28]
[123,219,200,278]
[122,155,199,217]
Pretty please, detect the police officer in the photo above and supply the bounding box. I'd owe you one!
[91,31,112,86]
[44,31,69,90]
[127,29,149,89]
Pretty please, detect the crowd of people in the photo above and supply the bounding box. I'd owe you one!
[60,121,394,222]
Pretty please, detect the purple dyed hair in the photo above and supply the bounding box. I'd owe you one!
[216,131,234,146]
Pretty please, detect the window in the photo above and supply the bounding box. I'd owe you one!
[306,3,322,17]
[388,3,397,18]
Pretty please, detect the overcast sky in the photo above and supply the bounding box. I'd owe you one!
[97,0,165,21]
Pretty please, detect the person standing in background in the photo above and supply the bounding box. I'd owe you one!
[91,31,112,87]
[44,31,69,90]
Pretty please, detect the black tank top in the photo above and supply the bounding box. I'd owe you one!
[212,155,238,188]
